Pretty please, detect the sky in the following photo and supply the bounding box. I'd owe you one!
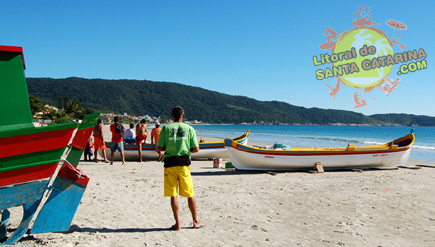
[1,0,433,116]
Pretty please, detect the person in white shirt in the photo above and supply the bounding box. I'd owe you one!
[124,123,136,144]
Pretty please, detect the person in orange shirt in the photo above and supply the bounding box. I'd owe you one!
[151,122,163,161]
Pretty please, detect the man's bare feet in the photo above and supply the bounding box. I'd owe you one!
[193,222,205,229]
[170,224,181,231]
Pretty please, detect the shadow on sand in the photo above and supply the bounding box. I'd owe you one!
[24,225,178,235]
[191,167,404,176]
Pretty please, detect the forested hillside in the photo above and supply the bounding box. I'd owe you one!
[26,77,435,126]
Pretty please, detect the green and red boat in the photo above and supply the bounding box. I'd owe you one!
[0,45,99,244]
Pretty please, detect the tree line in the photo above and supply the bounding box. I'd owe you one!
[26,77,435,126]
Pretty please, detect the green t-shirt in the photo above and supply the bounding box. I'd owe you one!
[157,122,199,161]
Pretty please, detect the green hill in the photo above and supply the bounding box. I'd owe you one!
[26,77,435,126]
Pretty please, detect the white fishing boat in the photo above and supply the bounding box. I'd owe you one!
[224,132,414,171]
[102,129,250,160]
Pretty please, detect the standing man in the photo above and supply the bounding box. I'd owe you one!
[110,116,125,165]
[157,106,204,230]
[151,122,163,161]
[135,119,147,163]
[93,118,110,163]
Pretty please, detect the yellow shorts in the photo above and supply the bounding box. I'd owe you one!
[164,166,194,198]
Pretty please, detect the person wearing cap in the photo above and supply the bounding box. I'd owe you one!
[93,118,110,163]
[151,122,163,161]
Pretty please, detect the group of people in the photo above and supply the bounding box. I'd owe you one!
[88,106,204,230]
[91,117,163,165]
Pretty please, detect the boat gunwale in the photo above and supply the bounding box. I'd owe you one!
[0,122,78,138]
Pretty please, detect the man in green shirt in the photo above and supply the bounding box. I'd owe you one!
[157,106,205,230]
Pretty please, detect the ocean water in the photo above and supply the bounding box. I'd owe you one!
[192,125,435,163]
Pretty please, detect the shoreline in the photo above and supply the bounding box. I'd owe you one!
[188,123,432,127]
[104,123,435,128]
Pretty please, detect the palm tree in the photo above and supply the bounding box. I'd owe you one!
[65,98,82,117]
[351,29,373,52]
[347,29,373,85]
[369,38,393,78]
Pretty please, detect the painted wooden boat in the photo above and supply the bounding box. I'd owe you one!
[0,45,99,244]
[103,129,250,160]
[224,132,414,171]
[31,112,99,234]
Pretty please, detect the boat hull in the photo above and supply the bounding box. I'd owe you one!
[0,179,49,211]
[101,129,249,161]
[224,133,414,171]
[227,145,411,171]
[105,143,229,160]
[0,125,77,188]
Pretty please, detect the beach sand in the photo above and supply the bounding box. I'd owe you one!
[8,126,435,246]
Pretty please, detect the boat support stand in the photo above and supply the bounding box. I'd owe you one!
[309,162,324,173]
